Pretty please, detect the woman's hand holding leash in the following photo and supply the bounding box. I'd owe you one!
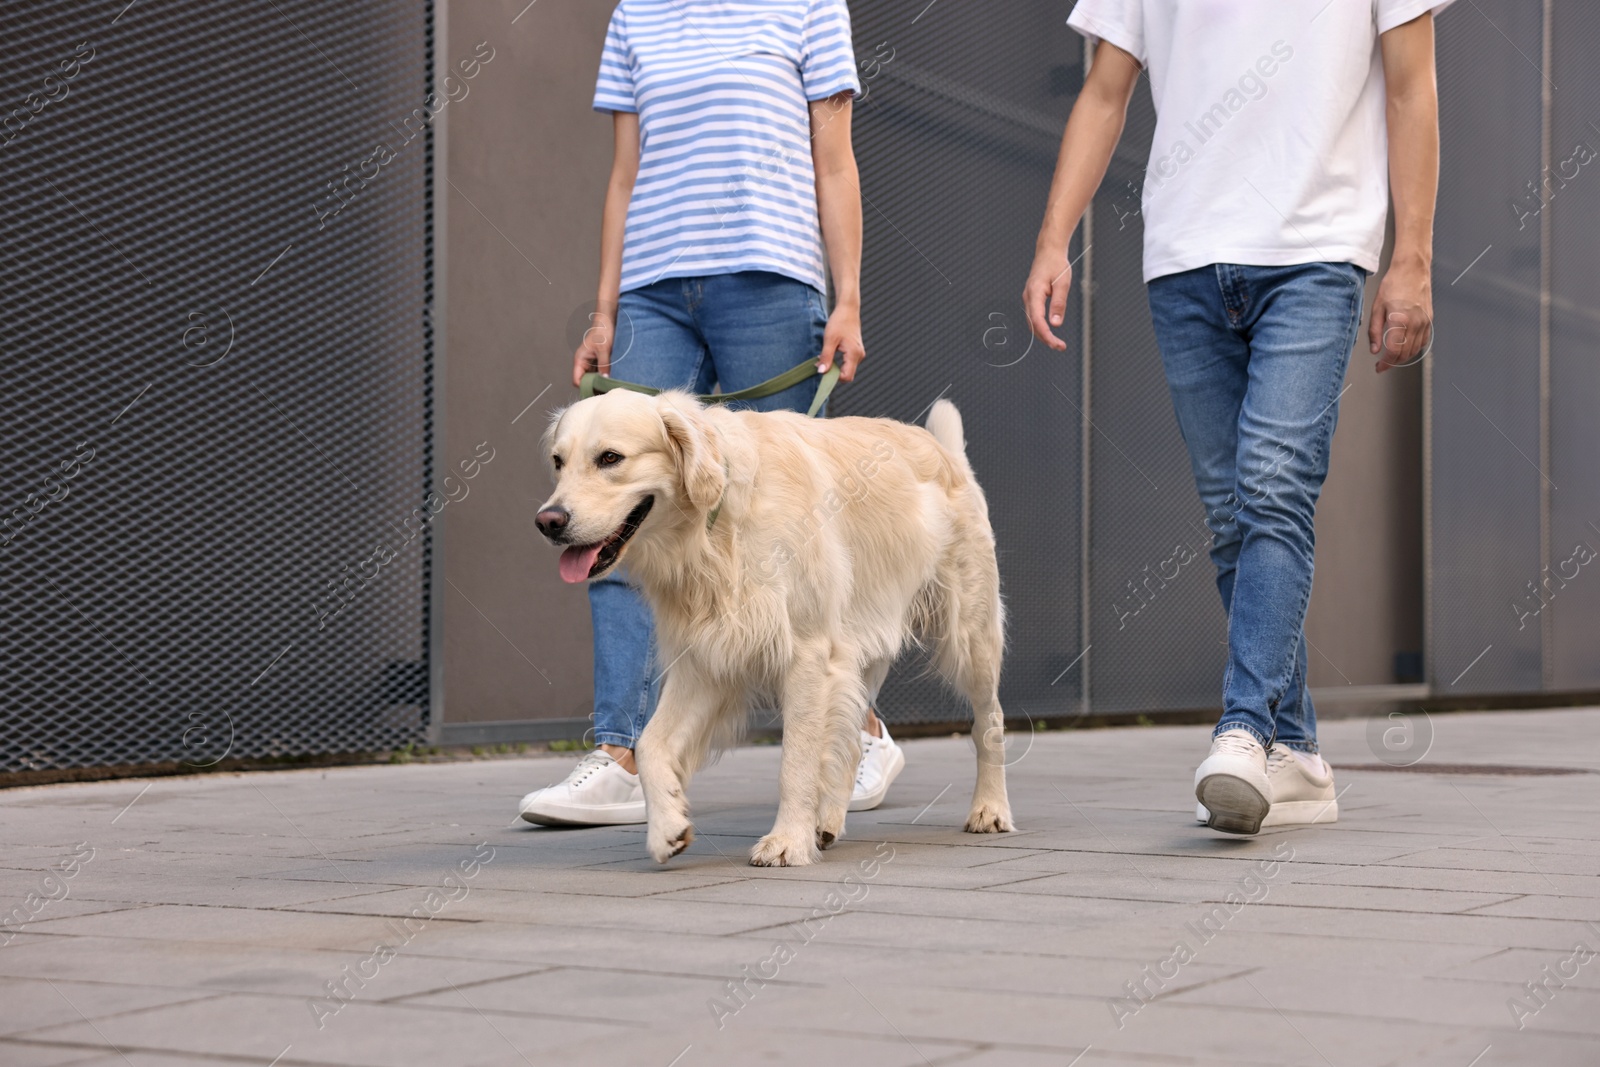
[818,301,866,381]
[572,309,616,388]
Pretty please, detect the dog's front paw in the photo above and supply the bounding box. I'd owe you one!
[648,820,695,864]
[750,832,819,867]
[964,801,1015,834]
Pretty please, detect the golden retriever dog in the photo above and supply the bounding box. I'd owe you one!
[535,389,1013,866]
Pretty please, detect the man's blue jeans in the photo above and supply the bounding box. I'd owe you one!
[588,270,829,748]
[1147,262,1367,753]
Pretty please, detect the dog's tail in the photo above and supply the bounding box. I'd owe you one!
[926,398,966,458]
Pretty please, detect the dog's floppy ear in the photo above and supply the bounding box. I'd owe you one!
[656,392,725,513]
[540,407,568,475]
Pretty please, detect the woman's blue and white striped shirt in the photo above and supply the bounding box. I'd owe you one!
[594,0,860,294]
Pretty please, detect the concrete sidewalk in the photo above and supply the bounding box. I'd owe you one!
[1,709,1598,1066]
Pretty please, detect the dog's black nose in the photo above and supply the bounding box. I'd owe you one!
[536,506,570,539]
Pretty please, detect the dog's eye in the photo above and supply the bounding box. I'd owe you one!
[551,455,564,471]
[597,450,624,468]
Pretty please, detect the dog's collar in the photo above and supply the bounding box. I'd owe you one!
[705,456,732,531]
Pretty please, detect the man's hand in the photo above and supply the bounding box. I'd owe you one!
[1024,247,1072,352]
[1369,262,1432,372]
[818,301,866,381]
[1021,40,1139,354]
[571,310,615,387]
[1375,13,1439,373]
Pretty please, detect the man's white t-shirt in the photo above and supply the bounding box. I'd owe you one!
[1067,0,1452,282]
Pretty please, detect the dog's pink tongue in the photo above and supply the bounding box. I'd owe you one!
[559,544,603,584]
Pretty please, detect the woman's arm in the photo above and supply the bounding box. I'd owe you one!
[1024,40,1141,350]
[573,111,641,386]
[810,92,866,381]
[1372,13,1438,372]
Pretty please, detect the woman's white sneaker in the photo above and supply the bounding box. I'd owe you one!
[849,723,905,812]
[518,750,646,826]
[1194,728,1271,835]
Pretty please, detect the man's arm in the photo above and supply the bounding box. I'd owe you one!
[1373,13,1439,372]
[1025,40,1142,351]
[811,92,866,381]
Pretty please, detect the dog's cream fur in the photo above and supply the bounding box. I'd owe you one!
[539,389,1013,866]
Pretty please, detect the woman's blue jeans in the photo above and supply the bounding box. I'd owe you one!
[1147,262,1367,754]
[588,271,828,747]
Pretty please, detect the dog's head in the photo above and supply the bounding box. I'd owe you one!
[536,389,726,583]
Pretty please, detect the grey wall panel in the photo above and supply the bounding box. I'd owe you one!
[1429,0,1545,694]
[837,2,1085,723]
[1087,79,1227,714]
[1,2,434,772]
[1547,0,1600,690]
[441,0,617,728]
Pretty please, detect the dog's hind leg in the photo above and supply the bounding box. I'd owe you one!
[937,570,1014,834]
[638,667,731,864]
[962,684,1015,833]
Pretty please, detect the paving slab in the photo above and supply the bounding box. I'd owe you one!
[0,1040,112,1067]
[0,977,216,1040]
[2,708,1599,1065]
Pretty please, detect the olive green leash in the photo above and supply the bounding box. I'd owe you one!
[578,358,841,418]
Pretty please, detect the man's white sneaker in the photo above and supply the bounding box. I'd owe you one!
[1259,744,1338,826]
[849,723,905,812]
[518,751,645,826]
[1194,728,1271,835]
[1195,745,1339,828]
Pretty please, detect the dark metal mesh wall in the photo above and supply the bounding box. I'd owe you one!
[1,1,435,774]
[839,3,1086,724]
[1430,1,1549,694]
